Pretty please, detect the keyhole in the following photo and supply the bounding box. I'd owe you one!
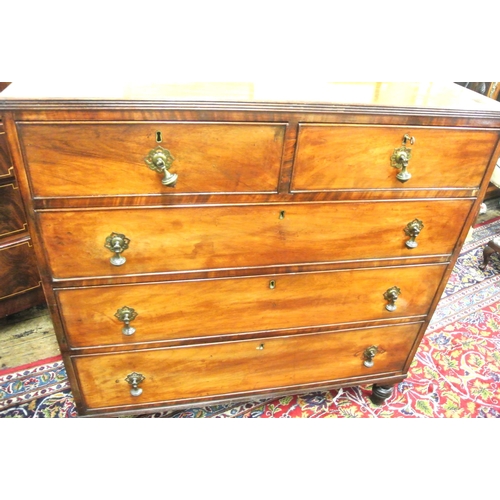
[279,210,285,219]
[156,131,162,143]
[269,280,276,289]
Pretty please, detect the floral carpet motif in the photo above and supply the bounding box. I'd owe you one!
[2,217,500,418]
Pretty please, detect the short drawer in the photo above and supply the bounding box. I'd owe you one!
[39,199,472,279]
[57,264,446,347]
[18,122,286,197]
[0,240,41,301]
[0,123,13,178]
[0,182,27,238]
[73,322,421,411]
[291,125,499,191]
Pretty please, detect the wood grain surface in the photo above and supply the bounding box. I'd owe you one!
[0,182,26,237]
[19,122,286,197]
[73,322,421,410]
[0,115,44,317]
[58,264,446,348]
[4,82,499,416]
[4,82,500,113]
[0,240,41,300]
[0,123,12,177]
[292,125,499,191]
[38,200,472,280]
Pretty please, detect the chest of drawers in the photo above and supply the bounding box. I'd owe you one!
[2,82,500,417]
[0,116,44,317]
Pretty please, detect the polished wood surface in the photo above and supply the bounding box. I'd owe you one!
[0,123,13,177]
[0,182,27,237]
[0,117,44,317]
[19,122,286,197]
[3,82,500,415]
[57,264,446,348]
[38,200,472,280]
[292,125,499,191]
[73,323,421,410]
[0,240,41,301]
[4,82,500,112]
[0,286,45,319]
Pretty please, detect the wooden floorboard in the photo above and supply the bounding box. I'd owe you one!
[0,304,60,370]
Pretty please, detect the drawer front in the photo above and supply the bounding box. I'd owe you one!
[39,200,471,279]
[19,122,286,197]
[0,241,41,300]
[292,125,499,191]
[0,182,27,238]
[58,264,446,347]
[0,123,12,177]
[73,323,421,410]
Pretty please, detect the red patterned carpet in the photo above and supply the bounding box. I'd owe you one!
[2,217,500,418]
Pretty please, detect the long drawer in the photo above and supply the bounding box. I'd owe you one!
[39,200,471,279]
[57,264,446,347]
[73,322,422,410]
[18,122,286,197]
[292,125,499,191]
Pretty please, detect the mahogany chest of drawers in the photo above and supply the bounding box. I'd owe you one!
[0,114,44,317]
[2,82,500,417]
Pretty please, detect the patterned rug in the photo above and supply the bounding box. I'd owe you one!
[3,217,500,418]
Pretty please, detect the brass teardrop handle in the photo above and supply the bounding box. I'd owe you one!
[404,219,424,248]
[363,346,379,368]
[125,372,145,397]
[104,232,130,266]
[144,145,178,187]
[390,134,415,183]
[384,286,401,312]
[115,306,138,336]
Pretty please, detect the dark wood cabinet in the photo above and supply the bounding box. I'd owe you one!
[455,82,500,101]
[455,83,500,201]
[0,116,45,317]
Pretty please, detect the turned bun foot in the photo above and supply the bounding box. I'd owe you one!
[370,384,394,405]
